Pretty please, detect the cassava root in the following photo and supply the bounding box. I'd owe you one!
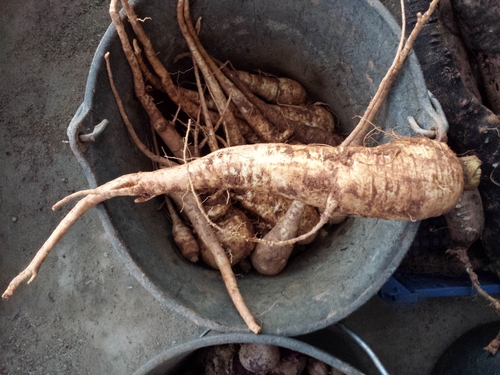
[2,137,468,300]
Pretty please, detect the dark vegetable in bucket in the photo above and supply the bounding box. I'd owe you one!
[238,343,281,373]
[133,329,382,375]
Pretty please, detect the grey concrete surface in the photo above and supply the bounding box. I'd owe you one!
[0,0,498,374]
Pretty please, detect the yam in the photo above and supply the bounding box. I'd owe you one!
[234,70,307,106]
[231,190,320,244]
[200,208,255,269]
[165,196,200,263]
[250,200,307,276]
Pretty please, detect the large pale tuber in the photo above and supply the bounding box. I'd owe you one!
[2,136,469,301]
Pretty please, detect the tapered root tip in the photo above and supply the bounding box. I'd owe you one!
[485,337,500,355]
[52,189,95,210]
[2,291,12,299]
[2,285,16,299]
[250,324,262,334]
[2,269,37,299]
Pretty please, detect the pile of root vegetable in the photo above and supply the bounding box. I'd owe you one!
[181,342,338,375]
[106,0,347,280]
[2,0,484,337]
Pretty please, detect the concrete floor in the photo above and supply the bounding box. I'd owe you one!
[0,0,498,374]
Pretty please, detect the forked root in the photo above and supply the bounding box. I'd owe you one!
[2,181,262,334]
[2,193,109,299]
[1,170,157,299]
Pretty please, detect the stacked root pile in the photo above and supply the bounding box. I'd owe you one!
[108,0,344,277]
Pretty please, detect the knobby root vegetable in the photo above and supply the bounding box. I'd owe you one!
[150,137,465,227]
[219,63,295,138]
[269,103,336,134]
[250,200,307,276]
[178,0,292,144]
[203,191,231,221]
[238,343,281,373]
[219,62,342,147]
[169,190,262,334]
[164,196,200,263]
[180,86,337,137]
[234,70,307,106]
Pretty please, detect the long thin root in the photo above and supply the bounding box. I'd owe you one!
[3,193,109,299]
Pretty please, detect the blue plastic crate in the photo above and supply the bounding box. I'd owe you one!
[379,216,500,303]
[379,272,500,303]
